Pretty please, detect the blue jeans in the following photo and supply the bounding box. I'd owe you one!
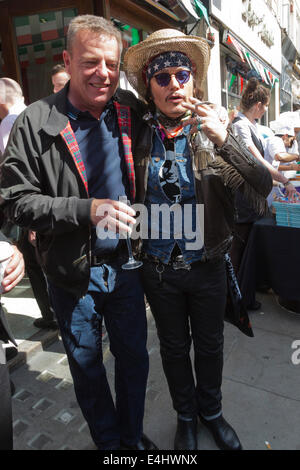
[48,262,149,450]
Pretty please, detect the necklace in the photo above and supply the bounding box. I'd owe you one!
[156,110,191,140]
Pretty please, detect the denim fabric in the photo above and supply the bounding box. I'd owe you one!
[48,261,149,450]
[143,127,204,264]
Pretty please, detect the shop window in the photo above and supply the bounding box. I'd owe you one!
[112,19,147,59]
[221,55,244,116]
[112,19,148,95]
[212,0,222,10]
[221,53,275,125]
[13,8,77,103]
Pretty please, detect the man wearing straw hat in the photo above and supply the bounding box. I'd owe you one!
[124,29,272,450]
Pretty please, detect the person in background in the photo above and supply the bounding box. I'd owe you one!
[124,29,272,450]
[0,15,156,451]
[51,63,70,93]
[231,78,297,309]
[0,77,57,331]
[257,123,274,140]
[270,128,299,173]
[272,112,300,156]
[0,230,25,450]
[0,78,26,158]
[264,124,299,206]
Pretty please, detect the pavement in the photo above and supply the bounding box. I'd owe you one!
[2,274,300,451]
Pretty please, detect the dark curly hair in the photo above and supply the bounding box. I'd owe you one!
[240,77,270,111]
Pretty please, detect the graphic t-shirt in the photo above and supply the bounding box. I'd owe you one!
[159,138,181,203]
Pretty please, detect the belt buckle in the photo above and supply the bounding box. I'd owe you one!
[172,257,191,271]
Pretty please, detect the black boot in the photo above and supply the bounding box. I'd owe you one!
[174,417,198,450]
[120,434,158,450]
[199,415,242,450]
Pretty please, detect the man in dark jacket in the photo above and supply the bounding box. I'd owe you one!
[0,15,155,451]
[0,231,24,450]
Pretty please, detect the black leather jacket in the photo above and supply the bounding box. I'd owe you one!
[133,116,272,259]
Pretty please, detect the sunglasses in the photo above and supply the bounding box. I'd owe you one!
[153,70,191,87]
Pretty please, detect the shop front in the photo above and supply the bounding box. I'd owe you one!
[204,0,281,124]
[220,30,279,124]
[0,0,185,103]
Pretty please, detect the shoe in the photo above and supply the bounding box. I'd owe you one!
[247,300,261,311]
[174,417,198,450]
[278,297,300,314]
[120,433,158,450]
[33,318,59,330]
[199,415,242,450]
[5,347,18,361]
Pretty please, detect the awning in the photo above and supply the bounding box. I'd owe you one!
[166,0,210,25]
[192,0,210,26]
[143,0,181,21]
[223,30,279,88]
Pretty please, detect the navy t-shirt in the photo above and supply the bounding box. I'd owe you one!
[67,99,130,255]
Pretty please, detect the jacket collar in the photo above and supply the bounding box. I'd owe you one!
[41,85,144,137]
[41,84,70,136]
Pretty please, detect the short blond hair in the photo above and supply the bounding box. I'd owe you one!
[0,78,24,106]
[67,15,122,56]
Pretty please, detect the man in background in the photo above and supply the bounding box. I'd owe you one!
[0,78,26,158]
[0,232,24,449]
[0,77,57,331]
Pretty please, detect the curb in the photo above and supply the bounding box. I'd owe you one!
[7,328,60,372]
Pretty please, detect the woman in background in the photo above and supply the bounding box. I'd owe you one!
[231,78,297,309]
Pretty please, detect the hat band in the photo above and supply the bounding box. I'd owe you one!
[146,51,192,82]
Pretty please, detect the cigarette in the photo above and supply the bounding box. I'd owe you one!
[181,111,192,121]
[265,441,272,450]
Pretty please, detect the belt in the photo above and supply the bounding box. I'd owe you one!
[142,253,206,271]
[91,249,127,267]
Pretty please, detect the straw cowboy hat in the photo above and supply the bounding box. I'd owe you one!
[123,28,210,100]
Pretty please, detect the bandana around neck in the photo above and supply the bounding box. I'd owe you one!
[146,51,192,82]
[156,109,191,140]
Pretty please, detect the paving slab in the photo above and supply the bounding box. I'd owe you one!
[1,276,59,370]
[4,276,300,450]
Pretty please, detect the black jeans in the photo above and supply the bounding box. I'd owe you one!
[141,258,227,418]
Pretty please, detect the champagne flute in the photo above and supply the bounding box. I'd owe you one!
[119,196,143,270]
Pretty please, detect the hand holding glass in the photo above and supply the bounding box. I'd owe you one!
[119,196,143,270]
